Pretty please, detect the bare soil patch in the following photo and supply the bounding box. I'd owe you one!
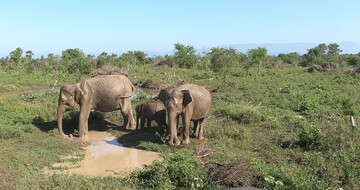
[90,65,130,78]
[307,62,338,72]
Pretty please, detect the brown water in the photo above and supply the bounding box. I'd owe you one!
[132,88,160,100]
[49,131,162,177]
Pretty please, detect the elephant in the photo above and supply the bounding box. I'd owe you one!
[135,101,168,130]
[158,83,211,146]
[57,75,136,139]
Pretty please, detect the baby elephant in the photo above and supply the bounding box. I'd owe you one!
[135,101,168,130]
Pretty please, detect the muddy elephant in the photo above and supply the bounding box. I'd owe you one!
[135,101,168,130]
[158,83,211,146]
[57,75,136,139]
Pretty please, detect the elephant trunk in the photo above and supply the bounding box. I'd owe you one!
[57,104,69,138]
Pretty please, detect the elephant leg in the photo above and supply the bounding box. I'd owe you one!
[147,118,151,128]
[120,98,136,130]
[136,114,140,130]
[176,115,180,132]
[140,116,146,129]
[78,105,91,139]
[181,113,192,145]
[194,120,200,138]
[198,117,207,140]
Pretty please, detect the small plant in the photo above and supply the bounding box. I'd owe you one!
[264,175,284,190]
[155,129,170,144]
[297,125,322,151]
[134,150,212,189]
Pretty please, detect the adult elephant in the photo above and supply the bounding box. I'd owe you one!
[57,75,136,139]
[158,84,211,146]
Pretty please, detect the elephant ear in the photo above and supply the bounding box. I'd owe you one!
[181,90,192,107]
[74,85,83,103]
[158,89,168,104]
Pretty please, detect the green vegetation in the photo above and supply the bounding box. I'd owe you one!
[1,43,360,189]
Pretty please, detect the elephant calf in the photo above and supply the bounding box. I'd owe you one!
[135,101,168,130]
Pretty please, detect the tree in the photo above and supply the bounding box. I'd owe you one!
[327,43,342,56]
[303,43,343,66]
[278,52,302,65]
[25,50,34,59]
[209,47,245,72]
[97,52,109,66]
[61,48,93,74]
[9,47,23,63]
[247,47,268,73]
[117,51,149,67]
[327,43,342,63]
[173,43,197,68]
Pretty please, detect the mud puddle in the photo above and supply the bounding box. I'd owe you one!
[132,88,160,100]
[48,131,162,177]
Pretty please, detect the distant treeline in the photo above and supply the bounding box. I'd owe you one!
[1,43,360,75]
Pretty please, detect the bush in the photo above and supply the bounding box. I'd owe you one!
[134,150,212,189]
[297,125,322,150]
[347,55,360,66]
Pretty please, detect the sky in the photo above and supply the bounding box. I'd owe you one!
[0,0,360,57]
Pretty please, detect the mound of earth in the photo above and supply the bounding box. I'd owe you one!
[344,66,360,75]
[153,58,170,67]
[307,62,338,73]
[90,65,130,78]
[133,79,164,89]
[134,79,186,90]
[205,160,262,188]
[268,61,283,68]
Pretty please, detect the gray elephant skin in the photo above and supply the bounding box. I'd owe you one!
[57,75,136,139]
[135,101,168,130]
[158,83,211,146]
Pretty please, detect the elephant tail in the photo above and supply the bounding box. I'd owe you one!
[116,83,136,99]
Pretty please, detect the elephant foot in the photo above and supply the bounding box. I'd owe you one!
[168,139,181,146]
[61,133,71,139]
[124,123,136,130]
[128,125,136,130]
[181,138,190,145]
[198,135,204,140]
[80,135,88,141]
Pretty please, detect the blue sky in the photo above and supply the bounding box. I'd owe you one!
[0,0,359,57]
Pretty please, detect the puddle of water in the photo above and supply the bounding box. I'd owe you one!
[49,131,162,177]
[132,88,160,100]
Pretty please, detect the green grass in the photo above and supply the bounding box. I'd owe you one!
[1,64,360,189]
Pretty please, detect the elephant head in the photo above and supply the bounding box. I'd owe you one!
[158,89,192,145]
[57,84,83,138]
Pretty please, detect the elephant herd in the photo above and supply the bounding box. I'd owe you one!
[57,75,212,146]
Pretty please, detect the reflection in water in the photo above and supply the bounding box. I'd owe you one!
[50,131,162,177]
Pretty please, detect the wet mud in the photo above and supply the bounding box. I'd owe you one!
[49,131,162,177]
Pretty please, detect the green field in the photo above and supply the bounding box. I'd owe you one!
[1,45,360,189]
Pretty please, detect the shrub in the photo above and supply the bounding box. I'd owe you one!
[297,125,322,151]
[134,150,212,189]
[347,55,360,66]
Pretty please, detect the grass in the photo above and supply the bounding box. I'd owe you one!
[1,64,360,189]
